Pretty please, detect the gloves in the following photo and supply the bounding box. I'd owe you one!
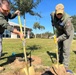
[53,35,57,44]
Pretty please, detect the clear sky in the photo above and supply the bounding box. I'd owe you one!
[9,0,76,34]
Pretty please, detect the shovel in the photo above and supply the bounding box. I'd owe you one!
[53,26,59,68]
[18,15,35,75]
[50,26,67,75]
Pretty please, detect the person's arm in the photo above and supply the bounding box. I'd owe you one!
[50,12,55,26]
[8,10,20,19]
[0,14,23,39]
[57,18,73,42]
[12,28,24,40]
[8,13,17,19]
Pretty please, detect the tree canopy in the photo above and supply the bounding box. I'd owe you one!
[33,22,40,29]
[9,0,42,17]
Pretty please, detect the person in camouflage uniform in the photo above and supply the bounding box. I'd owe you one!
[50,3,74,74]
[0,0,24,72]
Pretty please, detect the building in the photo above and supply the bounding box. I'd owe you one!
[3,21,32,39]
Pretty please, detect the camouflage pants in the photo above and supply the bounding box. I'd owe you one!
[58,31,74,68]
[0,34,2,57]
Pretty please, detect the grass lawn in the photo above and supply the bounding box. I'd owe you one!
[1,38,76,73]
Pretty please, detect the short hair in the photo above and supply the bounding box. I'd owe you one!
[0,0,9,6]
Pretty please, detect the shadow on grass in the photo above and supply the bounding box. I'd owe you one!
[0,53,24,66]
[73,51,76,54]
[41,71,54,75]
[47,51,56,63]
[0,51,34,67]
[26,44,41,51]
[1,52,8,57]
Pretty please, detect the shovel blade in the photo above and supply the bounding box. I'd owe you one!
[29,66,35,75]
[20,66,35,75]
[20,67,28,75]
[50,64,67,75]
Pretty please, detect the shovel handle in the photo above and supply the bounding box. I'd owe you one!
[53,26,59,66]
[18,16,23,33]
[18,15,27,63]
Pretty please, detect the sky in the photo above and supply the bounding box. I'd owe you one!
[9,0,76,34]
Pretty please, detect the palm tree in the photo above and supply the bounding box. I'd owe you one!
[9,0,42,37]
[9,0,42,16]
[33,22,40,38]
[39,25,45,38]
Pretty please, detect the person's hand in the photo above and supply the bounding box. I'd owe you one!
[54,38,58,44]
[12,28,24,40]
[15,10,20,15]
[53,35,59,44]
[19,32,24,40]
[56,38,59,42]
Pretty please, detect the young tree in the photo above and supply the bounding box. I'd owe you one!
[9,0,42,37]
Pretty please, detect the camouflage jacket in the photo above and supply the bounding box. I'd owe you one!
[0,12,17,34]
[51,12,74,41]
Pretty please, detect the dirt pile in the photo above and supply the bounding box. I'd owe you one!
[0,56,74,75]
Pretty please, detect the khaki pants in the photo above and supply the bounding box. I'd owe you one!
[0,34,2,57]
[58,30,74,68]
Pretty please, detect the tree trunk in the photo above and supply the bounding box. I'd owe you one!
[23,14,26,38]
[35,29,37,38]
[35,34,36,38]
[41,33,42,38]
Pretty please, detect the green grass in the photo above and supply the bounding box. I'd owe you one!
[1,38,76,73]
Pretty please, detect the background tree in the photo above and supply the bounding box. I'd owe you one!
[36,32,53,38]
[9,0,42,37]
[33,22,40,38]
[72,15,76,32]
[39,25,45,38]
